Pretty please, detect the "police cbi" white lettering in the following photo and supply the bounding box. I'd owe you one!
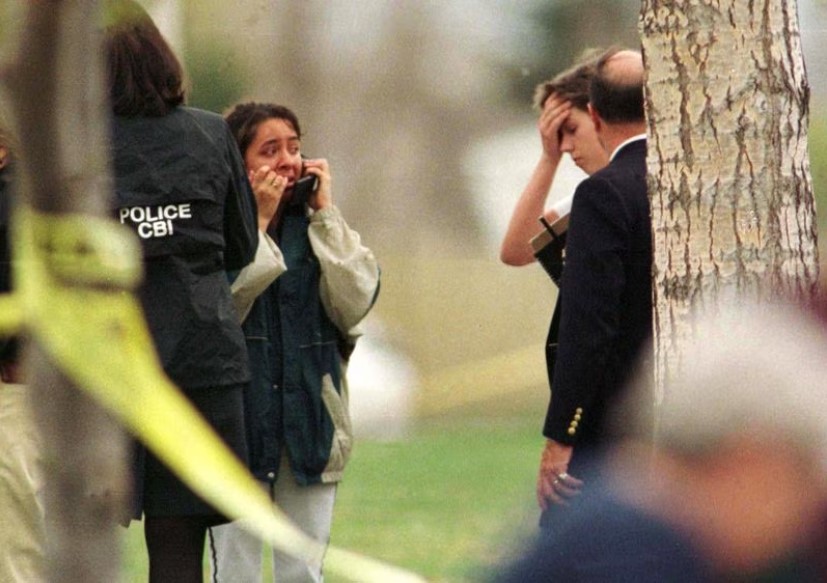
[119,203,192,239]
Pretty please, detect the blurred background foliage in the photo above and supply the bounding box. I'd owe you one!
[185,41,249,115]
[811,116,827,234]
[504,0,641,102]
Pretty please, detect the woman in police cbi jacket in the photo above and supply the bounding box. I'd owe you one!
[209,102,380,583]
[105,2,259,581]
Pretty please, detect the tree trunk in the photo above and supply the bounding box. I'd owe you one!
[641,0,818,405]
[2,2,127,582]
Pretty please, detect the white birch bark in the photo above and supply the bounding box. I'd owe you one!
[641,0,818,405]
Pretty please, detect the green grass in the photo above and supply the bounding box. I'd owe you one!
[118,413,545,582]
[327,417,542,582]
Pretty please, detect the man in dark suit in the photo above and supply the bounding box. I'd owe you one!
[536,48,651,524]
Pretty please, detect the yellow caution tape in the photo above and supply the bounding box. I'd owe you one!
[0,206,424,583]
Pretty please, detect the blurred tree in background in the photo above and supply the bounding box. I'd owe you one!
[186,41,249,114]
[506,0,640,103]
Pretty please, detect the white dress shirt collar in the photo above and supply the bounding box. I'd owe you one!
[610,133,647,161]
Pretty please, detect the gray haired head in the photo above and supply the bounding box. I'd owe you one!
[626,304,827,470]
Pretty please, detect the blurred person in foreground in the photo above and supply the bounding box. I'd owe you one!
[536,47,650,529]
[498,303,827,582]
[0,122,48,582]
[105,2,259,581]
[208,102,380,583]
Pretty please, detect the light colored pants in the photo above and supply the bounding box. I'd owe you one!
[0,384,46,583]
[209,456,337,583]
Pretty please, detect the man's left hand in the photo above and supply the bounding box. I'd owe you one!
[536,439,583,510]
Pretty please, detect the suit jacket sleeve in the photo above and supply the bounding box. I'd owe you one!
[543,173,634,444]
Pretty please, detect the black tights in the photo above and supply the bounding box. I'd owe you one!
[144,516,213,583]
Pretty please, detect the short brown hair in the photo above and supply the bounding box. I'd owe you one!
[224,102,303,158]
[105,0,186,117]
[533,49,601,111]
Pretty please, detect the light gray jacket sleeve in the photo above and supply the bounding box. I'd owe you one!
[230,230,286,322]
[308,206,380,334]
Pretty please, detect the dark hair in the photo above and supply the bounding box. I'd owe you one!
[533,49,601,112]
[589,47,645,124]
[224,102,302,157]
[104,0,186,117]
